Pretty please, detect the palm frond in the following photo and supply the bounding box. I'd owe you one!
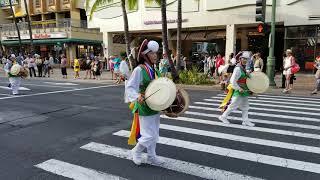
[127,0,138,10]
[89,0,114,20]
[145,0,160,6]
[85,0,90,11]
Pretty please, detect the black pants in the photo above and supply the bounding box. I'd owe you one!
[37,65,43,77]
[61,67,67,76]
[29,67,36,77]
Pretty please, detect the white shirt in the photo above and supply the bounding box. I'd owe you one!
[126,66,144,102]
[230,66,242,91]
[119,60,130,78]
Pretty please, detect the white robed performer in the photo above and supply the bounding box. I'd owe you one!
[218,52,255,127]
[125,39,164,165]
[4,54,25,95]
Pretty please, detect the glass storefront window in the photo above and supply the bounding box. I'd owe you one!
[286,26,317,39]
[285,25,320,71]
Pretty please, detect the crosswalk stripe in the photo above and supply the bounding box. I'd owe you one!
[81,142,263,180]
[257,94,320,101]
[209,97,320,108]
[35,159,127,180]
[194,102,320,116]
[0,86,31,91]
[113,130,320,174]
[162,114,320,132]
[160,124,320,154]
[204,98,320,111]
[189,105,320,123]
[217,94,320,104]
[184,111,320,140]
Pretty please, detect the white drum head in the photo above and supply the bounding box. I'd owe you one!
[10,64,21,76]
[247,72,269,93]
[145,77,177,111]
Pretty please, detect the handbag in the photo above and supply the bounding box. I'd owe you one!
[290,57,300,74]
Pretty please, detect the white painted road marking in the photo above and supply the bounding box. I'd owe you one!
[44,82,79,86]
[184,111,320,140]
[114,130,320,174]
[165,110,320,131]
[217,94,320,104]
[189,105,320,123]
[208,97,320,108]
[0,86,31,91]
[35,159,127,180]
[160,124,320,154]
[0,85,117,100]
[204,98,320,111]
[257,94,320,101]
[195,101,320,117]
[81,142,264,180]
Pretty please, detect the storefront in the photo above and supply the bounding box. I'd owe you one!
[2,34,102,65]
[285,25,320,71]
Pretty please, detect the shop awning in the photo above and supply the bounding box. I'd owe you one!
[186,31,206,41]
[1,38,103,46]
[170,32,188,40]
[205,31,226,39]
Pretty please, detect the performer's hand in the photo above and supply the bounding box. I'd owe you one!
[239,88,244,93]
[137,94,145,104]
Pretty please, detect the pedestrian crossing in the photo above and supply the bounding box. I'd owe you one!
[34,93,320,180]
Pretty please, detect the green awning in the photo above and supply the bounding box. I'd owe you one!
[1,38,103,46]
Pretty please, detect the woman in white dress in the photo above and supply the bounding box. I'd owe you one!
[283,49,294,93]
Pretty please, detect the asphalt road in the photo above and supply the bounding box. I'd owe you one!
[0,77,320,180]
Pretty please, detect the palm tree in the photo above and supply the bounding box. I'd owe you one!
[87,0,137,69]
[176,0,181,72]
[8,0,22,54]
[145,0,178,81]
[160,0,178,81]
[23,0,34,54]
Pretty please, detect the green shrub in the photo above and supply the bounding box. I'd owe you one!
[178,66,213,85]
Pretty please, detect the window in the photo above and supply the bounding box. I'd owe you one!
[48,0,54,6]
[63,0,69,4]
[35,0,41,7]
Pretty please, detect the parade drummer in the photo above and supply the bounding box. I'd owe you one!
[218,52,255,127]
[4,54,23,95]
[125,39,164,166]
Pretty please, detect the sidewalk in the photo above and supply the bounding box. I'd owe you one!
[0,67,318,96]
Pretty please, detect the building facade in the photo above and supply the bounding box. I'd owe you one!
[88,0,320,71]
[0,0,103,65]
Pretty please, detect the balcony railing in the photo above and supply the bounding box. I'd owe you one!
[0,18,95,37]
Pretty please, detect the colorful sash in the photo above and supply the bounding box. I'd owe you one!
[128,64,159,145]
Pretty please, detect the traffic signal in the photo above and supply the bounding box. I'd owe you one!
[256,0,266,22]
[257,23,269,34]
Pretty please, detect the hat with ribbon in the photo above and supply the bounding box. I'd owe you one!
[137,39,159,63]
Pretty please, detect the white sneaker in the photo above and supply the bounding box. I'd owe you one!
[147,156,165,165]
[218,116,230,124]
[242,121,255,127]
[131,149,143,165]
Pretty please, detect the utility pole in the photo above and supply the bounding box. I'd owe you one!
[266,0,277,86]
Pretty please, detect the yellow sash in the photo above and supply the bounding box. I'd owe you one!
[219,84,234,111]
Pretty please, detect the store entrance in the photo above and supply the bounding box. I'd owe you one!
[248,29,284,72]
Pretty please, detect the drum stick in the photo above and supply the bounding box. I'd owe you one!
[144,88,161,101]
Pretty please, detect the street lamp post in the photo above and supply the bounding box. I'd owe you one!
[266,0,277,86]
